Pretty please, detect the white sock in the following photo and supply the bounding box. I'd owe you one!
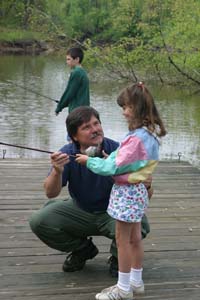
[117,271,131,292]
[130,268,143,285]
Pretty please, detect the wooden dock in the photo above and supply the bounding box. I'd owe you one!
[0,158,200,300]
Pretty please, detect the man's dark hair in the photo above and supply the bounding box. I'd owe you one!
[67,47,84,63]
[66,106,101,143]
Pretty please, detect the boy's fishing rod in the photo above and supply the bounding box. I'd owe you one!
[6,80,59,103]
[0,142,75,157]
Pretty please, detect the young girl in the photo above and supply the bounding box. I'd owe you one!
[76,82,166,300]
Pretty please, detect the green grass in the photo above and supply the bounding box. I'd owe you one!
[0,27,46,42]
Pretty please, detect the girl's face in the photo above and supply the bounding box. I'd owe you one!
[122,105,134,124]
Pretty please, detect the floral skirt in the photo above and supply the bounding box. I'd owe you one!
[107,183,148,223]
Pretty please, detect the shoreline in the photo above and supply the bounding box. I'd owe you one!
[0,39,58,55]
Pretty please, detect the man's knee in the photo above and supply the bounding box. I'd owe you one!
[29,211,41,234]
[29,200,58,235]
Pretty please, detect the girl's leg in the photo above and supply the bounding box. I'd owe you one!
[116,220,133,272]
[115,220,133,292]
[130,222,145,293]
[95,220,134,300]
[130,221,143,269]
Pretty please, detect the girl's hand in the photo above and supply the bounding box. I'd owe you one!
[102,150,108,158]
[75,154,89,165]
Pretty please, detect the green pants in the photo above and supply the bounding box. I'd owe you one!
[29,198,150,257]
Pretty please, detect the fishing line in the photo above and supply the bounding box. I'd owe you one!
[5,80,59,103]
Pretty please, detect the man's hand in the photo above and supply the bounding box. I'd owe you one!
[75,154,89,165]
[143,175,153,200]
[147,186,154,199]
[44,151,69,199]
[50,151,69,173]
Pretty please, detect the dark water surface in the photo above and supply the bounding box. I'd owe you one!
[0,55,200,169]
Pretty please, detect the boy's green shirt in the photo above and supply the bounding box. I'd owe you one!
[55,66,90,114]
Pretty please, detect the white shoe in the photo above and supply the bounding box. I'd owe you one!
[95,285,133,300]
[130,281,144,294]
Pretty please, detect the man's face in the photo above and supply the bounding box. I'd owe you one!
[72,116,104,150]
[66,55,79,68]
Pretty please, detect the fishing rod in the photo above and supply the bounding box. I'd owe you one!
[0,142,75,157]
[6,80,59,103]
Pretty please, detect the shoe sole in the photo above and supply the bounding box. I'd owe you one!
[132,286,145,294]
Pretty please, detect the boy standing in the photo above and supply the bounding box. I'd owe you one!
[55,47,90,115]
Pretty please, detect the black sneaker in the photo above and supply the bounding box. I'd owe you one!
[108,255,118,278]
[62,237,99,272]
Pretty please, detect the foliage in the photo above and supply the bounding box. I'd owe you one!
[1,0,200,85]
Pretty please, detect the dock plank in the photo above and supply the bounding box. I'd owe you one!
[0,158,200,300]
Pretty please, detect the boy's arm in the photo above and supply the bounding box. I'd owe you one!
[55,71,82,114]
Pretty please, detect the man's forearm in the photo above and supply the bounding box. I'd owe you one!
[44,167,63,198]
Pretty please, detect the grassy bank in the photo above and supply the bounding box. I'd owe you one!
[0,27,47,42]
[0,26,65,55]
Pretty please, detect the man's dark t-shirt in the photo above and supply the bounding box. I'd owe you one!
[60,137,119,212]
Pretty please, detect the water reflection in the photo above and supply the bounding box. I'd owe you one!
[0,55,200,169]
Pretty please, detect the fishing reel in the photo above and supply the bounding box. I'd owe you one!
[83,145,103,157]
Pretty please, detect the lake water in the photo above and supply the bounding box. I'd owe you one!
[0,55,200,169]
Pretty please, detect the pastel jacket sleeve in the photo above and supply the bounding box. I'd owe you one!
[86,135,149,176]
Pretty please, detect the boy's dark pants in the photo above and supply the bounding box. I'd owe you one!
[29,198,150,257]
